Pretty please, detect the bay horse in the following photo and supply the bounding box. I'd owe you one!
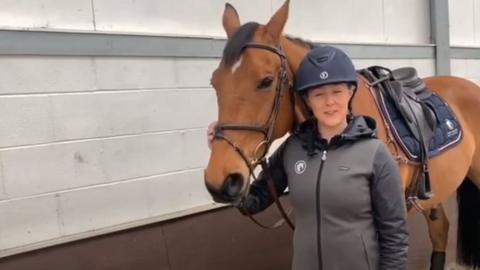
[204,1,480,269]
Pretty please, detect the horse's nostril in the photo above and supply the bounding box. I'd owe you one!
[204,173,244,203]
[223,173,244,198]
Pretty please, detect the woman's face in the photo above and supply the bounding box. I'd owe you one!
[306,83,354,129]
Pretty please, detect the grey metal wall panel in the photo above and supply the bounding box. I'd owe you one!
[430,0,451,75]
[0,30,435,59]
[451,47,480,59]
[0,30,225,57]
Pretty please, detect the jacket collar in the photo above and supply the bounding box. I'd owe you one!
[295,115,377,156]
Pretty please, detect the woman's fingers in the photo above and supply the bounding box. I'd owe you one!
[207,121,218,150]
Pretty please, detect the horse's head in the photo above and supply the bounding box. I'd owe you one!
[204,1,296,204]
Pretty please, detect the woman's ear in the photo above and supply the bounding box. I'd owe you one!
[302,92,311,108]
[347,85,357,113]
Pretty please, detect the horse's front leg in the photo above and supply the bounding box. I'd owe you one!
[422,204,449,270]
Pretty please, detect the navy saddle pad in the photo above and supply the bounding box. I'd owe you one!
[378,91,463,161]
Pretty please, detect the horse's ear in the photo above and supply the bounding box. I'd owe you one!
[223,3,240,39]
[265,0,289,42]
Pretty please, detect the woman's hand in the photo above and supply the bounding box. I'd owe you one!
[207,121,217,150]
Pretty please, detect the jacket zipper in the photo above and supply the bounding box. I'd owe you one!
[316,150,327,269]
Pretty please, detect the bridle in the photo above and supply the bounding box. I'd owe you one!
[213,42,295,230]
[214,43,289,173]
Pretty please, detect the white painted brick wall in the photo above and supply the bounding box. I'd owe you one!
[0,95,54,148]
[175,59,219,88]
[51,90,216,140]
[355,59,411,71]
[0,159,6,200]
[147,170,212,217]
[383,0,430,44]
[2,140,107,198]
[94,57,177,90]
[465,60,480,80]
[1,130,210,199]
[101,132,186,181]
[451,59,468,77]
[0,56,97,94]
[476,1,480,47]
[59,179,151,236]
[281,0,384,43]
[183,129,212,169]
[51,92,146,140]
[449,0,478,46]
[141,90,217,132]
[0,57,217,147]
[0,0,94,30]
[410,59,437,78]
[0,195,60,250]
[275,0,431,44]
[451,59,480,84]
[95,0,433,44]
[92,0,272,37]
[0,0,431,44]
[0,169,210,251]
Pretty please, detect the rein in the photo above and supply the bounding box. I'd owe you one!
[213,42,295,230]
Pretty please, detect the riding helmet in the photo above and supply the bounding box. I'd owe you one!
[295,46,357,93]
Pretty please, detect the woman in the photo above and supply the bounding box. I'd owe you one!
[207,46,408,270]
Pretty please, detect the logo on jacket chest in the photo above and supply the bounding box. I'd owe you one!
[294,160,307,174]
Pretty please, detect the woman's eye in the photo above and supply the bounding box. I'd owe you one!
[258,77,274,89]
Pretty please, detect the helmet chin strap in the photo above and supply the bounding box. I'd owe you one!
[347,83,358,114]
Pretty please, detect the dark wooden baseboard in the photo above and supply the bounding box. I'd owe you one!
[0,196,459,270]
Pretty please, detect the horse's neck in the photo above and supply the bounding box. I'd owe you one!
[281,37,311,126]
[281,37,310,76]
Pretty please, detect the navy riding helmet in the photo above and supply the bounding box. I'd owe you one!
[295,45,358,94]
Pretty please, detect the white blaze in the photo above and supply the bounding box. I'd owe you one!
[231,56,243,74]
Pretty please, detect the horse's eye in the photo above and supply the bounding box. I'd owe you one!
[258,77,274,89]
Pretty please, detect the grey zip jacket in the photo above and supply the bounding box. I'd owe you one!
[239,115,409,270]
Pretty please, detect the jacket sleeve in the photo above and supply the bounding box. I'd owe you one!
[237,140,289,215]
[371,142,409,270]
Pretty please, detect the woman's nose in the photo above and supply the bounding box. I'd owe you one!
[325,94,335,105]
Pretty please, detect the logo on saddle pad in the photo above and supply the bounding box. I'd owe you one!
[445,118,459,138]
[445,119,455,130]
[294,160,307,174]
[319,71,329,80]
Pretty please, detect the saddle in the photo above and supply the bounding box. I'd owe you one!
[360,66,436,201]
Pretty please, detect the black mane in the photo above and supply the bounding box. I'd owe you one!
[285,35,315,49]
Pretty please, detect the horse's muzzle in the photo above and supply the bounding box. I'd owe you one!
[204,173,244,204]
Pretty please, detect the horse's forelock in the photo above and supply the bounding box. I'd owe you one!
[222,22,260,66]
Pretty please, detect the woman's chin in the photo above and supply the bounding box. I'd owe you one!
[318,119,343,129]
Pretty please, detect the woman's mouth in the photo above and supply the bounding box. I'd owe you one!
[324,110,337,116]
